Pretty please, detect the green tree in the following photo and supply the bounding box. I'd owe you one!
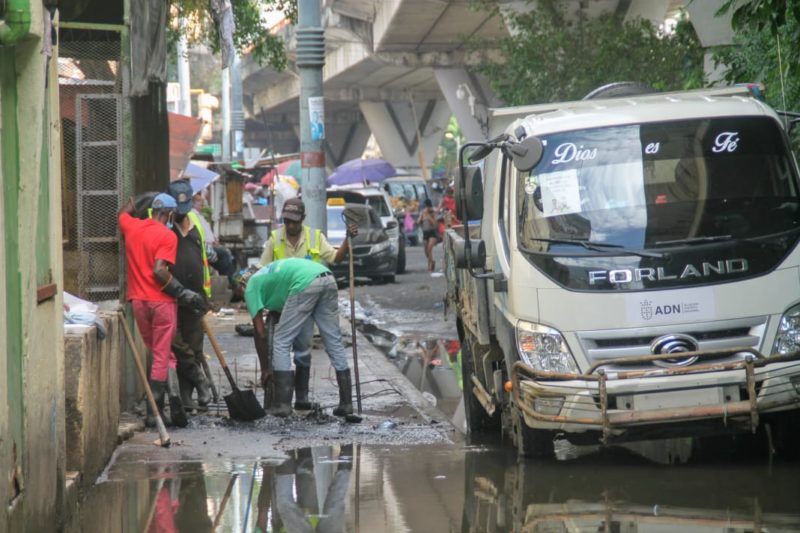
[170,0,297,69]
[472,1,705,105]
[713,0,800,113]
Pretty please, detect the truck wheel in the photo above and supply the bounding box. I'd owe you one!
[512,406,554,459]
[460,334,501,434]
[396,237,406,274]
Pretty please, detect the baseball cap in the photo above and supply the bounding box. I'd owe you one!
[282,197,305,222]
[152,193,178,210]
[167,179,193,215]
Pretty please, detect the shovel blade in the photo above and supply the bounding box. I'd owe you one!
[224,388,266,421]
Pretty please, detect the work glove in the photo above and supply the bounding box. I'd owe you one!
[161,276,207,313]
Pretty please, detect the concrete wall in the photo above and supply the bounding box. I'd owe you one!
[64,313,122,489]
[0,3,66,531]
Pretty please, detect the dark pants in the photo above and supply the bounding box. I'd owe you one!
[173,306,205,377]
[210,245,236,279]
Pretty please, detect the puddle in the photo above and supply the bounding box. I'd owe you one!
[355,321,465,431]
[67,440,800,532]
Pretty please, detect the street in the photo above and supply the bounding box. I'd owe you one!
[65,243,800,531]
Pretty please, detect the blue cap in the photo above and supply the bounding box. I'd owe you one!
[152,193,178,210]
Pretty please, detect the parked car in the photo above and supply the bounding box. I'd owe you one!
[327,185,406,273]
[326,201,397,283]
[381,176,434,245]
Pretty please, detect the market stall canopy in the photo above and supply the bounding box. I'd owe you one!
[327,158,396,187]
[184,162,220,193]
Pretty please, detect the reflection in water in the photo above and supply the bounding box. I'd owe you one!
[462,444,800,533]
[67,441,800,532]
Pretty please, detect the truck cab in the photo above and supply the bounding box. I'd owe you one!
[445,87,800,457]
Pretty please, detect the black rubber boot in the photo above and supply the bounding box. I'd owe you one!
[294,365,312,410]
[145,380,168,428]
[267,370,294,418]
[188,364,212,412]
[168,368,188,428]
[179,374,197,414]
[332,369,353,417]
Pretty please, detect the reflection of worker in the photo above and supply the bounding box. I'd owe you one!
[274,445,352,532]
[258,197,356,410]
[239,259,354,417]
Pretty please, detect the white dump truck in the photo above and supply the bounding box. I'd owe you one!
[445,86,800,457]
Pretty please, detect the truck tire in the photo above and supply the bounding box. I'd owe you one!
[460,332,501,434]
[582,81,656,100]
[512,406,554,459]
[396,237,406,274]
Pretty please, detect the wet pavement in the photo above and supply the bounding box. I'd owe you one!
[66,437,800,532]
[66,245,800,531]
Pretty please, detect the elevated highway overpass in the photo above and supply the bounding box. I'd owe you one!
[243,0,735,172]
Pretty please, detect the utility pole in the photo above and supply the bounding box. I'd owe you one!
[176,19,192,116]
[230,53,245,163]
[297,0,326,232]
[221,67,231,163]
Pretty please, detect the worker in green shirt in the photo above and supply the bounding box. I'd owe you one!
[239,258,353,417]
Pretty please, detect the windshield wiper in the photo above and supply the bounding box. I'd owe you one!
[654,235,733,247]
[521,238,666,258]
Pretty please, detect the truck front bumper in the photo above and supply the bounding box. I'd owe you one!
[511,348,800,443]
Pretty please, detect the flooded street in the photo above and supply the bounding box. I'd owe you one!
[67,438,800,532]
[67,247,800,532]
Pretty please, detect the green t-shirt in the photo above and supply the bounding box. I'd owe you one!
[244,258,330,317]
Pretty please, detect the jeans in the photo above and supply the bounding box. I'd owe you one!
[272,275,348,372]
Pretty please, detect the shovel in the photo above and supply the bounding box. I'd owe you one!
[119,310,170,447]
[202,317,266,421]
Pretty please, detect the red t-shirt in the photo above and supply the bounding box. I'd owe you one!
[119,212,177,302]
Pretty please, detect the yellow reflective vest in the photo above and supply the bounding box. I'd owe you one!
[272,226,322,263]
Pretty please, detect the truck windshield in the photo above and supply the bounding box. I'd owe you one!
[517,116,800,255]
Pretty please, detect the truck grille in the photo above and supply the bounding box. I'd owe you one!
[576,316,768,370]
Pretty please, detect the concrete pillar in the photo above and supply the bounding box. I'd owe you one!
[685,0,736,84]
[623,0,669,25]
[323,107,371,168]
[359,99,451,174]
[434,68,501,143]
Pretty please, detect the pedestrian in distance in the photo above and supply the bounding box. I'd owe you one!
[258,197,357,410]
[417,198,439,272]
[118,193,205,428]
[165,179,213,414]
[237,258,354,418]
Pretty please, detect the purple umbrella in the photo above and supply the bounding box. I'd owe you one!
[327,158,397,187]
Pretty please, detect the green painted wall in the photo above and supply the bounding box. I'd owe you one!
[0,3,66,530]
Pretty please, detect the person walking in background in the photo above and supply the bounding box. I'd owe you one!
[238,258,354,418]
[118,194,204,427]
[417,198,438,272]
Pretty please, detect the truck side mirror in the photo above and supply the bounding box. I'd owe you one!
[508,137,544,172]
[455,165,484,221]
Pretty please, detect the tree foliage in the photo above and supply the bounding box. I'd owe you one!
[713,0,800,114]
[170,0,297,69]
[472,1,705,105]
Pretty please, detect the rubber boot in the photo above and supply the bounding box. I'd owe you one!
[179,374,197,414]
[267,370,294,418]
[188,364,212,412]
[168,368,188,428]
[294,365,312,410]
[145,380,168,428]
[332,369,353,417]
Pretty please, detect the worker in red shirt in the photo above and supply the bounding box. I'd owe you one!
[119,194,205,427]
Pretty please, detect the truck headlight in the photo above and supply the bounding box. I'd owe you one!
[773,303,800,355]
[370,240,391,254]
[515,321,579,374]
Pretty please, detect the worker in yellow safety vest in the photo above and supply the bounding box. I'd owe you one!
[164,179,213,413]
[258,197,357,410]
